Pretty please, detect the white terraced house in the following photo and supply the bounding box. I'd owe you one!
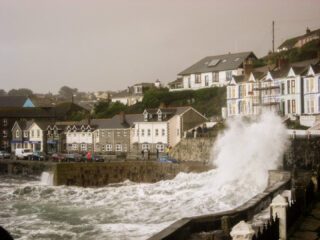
[65,124,96,153]
[225,58,320,118]
[168,52,257,91]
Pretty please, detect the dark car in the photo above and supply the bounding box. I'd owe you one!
[82,154,104,162]
[66,153,82,162]
[51,153,66,162]
[157,156,178,163]
[31,151,47,161]
[0,151,11,159]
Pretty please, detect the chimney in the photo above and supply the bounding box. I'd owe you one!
[306,27,311,34]
[277,56,289,70]
[120,111,126,124]
[159,102,165,109]
[244,59,253,74]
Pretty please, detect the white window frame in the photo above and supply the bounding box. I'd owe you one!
[156,144,164,152]
[16,130,20,138]
[101,145,105,151]
[115,144,122,152]
[147,129,151,136]
[162,129,165,136]
[3,119,8,126]
[37,129,40,137]
[123,144,127,152]
[142,143,150,150]
[155,129,159,136]
[72,144,78,150]
[106,144,112,151]
[24,131,28,138]
[117,131,121,137]
[81,143,87,151]
[142,129,145,136]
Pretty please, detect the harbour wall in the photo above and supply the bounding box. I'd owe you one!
[0,160,210,187]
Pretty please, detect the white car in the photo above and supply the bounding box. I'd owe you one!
[15,148,33,159]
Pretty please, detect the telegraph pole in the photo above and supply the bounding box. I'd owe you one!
[272,21,275,53]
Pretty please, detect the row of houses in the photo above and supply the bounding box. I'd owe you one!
[10,106,207,154]
[225,58,320,124]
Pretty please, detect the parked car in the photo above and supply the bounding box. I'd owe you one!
[0,151,11,159]
[31,151,47,161]
[157,156,178,163]
[51,153,66,162]
[82,154,104,162]
[15,148,33,160]
[66,153,82,162]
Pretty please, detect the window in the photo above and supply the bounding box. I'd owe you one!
[101,145,105,151]
[311,79,315,92]
[162,129,165,136]
[31,130,34,137]
[3,119,8,126]
[107,131,111,137]
[72,144,78,150]
[227,87,231,99]
[195,74,201,83]
[123,144,127,152]
[123,130,127,137]
[232,87,236,98]
[82,133,85,137]
[155,129,159,136]
[142,129,145,136]
[16,130,20,138]
[142,144,149,150]
[81,143,87,151]
[156,144,164,152]
[24,131,28,138]
[106,144,112,151]
[205,75,209,86]
[88,133,92,137]
[117,131,121,137]
[116,144,122,152]
[287,80,290,94]
[96,131,99,137]
[287,100,291,114]
[24,143,28,148]
[2,130,7,138]
[306,79,310,93]
[147,129,151,136]
[311,99,315,113]
[292,100,296,113]
[281,83,285,95]
[291,80,295,94]
[226,71,232,81]
[212,72,217,82]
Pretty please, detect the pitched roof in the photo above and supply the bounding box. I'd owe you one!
[278,28,320,50]
[0,96,30,108]
[0,107,56,118]
[178,52,257,75]
[33,121,55,130]
[90,114,144,129]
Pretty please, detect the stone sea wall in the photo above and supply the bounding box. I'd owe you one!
[0,159,55,176]
[170,138,215,163]
[54,161,209,187]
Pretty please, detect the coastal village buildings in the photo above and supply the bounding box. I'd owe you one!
[65,123,96,153]
[131,106,207,153]
[92,113,143,154]
[11,120,33,151]
[226,59,320,118]
[168,52,257,91]
[111,82,157,106]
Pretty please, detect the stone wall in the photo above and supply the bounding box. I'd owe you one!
[0,159,55,176]
[54,161,210,187]
[169,137,215,163]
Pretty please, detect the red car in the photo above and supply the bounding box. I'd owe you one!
[51,153,66,162]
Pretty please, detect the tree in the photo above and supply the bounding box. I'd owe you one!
[58,86,78,101]
[0,89,7,96]
[8,88,34,96]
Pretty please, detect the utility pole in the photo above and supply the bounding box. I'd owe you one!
[272,21,275,53]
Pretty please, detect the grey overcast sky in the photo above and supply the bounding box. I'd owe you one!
[0,0,319,93]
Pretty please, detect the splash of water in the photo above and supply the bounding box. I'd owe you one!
[0,111,289,239]
[40,172,54,186]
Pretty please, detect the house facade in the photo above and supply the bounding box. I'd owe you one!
[169,52,257,91]
[46,122,71,153]
[65,124,96,153]
[303,65,320,115]
[92,113,143,154]
[27,121,52,152]
[131,107,207,153]
[11,120,33,152]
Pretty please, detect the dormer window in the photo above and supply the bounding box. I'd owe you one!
[16,130,20,138]
[143,110,148,121]
[157,109,162,121]
[81,125,85,131]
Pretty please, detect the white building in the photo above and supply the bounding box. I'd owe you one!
[131,107,207,152]
[65,124,96,153]
[303,64,320,115]
[27,121,51,152]
[169,52,257,91]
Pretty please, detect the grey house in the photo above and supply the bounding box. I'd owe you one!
[92,112,143,154]
[46,122,73,153]
[11,120,33,152]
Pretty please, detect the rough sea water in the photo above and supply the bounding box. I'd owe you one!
[0,112,289,240]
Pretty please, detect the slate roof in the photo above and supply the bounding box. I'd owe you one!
[33,121,55,130]
[178,52,257,75]
[168,78,183,86]
[0,96,29,108]
[143,106,196,121]
[90,114,144,129]
[0,107,56,118]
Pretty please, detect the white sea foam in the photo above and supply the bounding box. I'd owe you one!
[40,171,54,185]
[0,111,289,240]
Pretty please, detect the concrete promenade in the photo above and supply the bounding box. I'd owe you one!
[290,202,320,239]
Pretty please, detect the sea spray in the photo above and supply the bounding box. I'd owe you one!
[40,171,54,186]
[211,111,289,191]
[0,111,290,240]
